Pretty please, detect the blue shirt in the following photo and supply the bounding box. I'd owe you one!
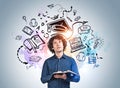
[41,54,80,88]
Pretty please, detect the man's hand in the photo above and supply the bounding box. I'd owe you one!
[54,73,67,80]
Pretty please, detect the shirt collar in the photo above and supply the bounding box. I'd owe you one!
[53,53,66,59]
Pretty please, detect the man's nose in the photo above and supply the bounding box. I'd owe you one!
[56,42,60,46]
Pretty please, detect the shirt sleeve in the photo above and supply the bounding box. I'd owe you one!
[41,60,53,83]
[66,59,80,82]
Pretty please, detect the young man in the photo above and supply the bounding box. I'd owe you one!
[41,34,80,88]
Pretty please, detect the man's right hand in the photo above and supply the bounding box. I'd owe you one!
[54,73,67,80]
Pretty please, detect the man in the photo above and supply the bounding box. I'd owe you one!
[41,34,80,88]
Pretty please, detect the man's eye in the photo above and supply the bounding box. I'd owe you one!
[59,40,62,43]
[54,42,57,44]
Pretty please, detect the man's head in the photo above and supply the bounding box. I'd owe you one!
[48,34,67,53]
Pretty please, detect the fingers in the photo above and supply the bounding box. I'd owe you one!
[54,74,67,80]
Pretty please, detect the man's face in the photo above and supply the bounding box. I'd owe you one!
[52,39,64,53]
